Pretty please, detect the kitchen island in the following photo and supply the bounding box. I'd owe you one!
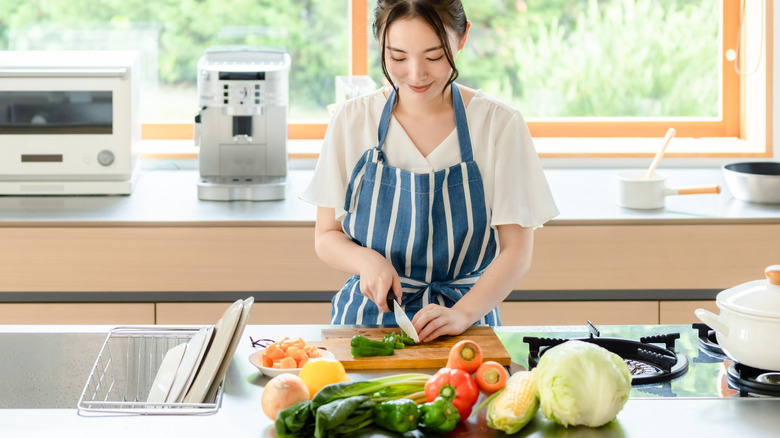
[3,324,779,438]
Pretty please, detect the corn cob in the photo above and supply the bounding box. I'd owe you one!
[486,370,539,434]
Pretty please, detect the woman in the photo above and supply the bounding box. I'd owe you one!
[301,0,558,342]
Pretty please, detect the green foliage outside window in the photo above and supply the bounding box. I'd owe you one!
[1,0,718,121]
[371,0,719,118]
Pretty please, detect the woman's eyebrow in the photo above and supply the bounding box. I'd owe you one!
[387,45,444,54]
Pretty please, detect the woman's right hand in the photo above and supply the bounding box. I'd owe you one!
[358,251,403,313]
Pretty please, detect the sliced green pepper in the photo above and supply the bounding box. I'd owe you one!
[372,399,421,433]
[350,335,395,357]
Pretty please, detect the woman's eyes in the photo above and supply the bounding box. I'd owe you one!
[389,56,444,62]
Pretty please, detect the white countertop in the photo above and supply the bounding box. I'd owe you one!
[2,324,780,438]
[1,165,779,226]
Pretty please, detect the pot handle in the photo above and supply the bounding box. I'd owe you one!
[676,185,721,195]
[695,309,730,337]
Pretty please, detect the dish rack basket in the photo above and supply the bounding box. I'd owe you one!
[77,326,223,416]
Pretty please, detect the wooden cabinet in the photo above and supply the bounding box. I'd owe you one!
[155,302,332,325]
[499,301,659,325]
[659,300,718,324]
[0,223,771,326]
[0,303,154,324]
[1,224,775,293]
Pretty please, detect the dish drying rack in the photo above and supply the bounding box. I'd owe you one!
[77,326,223,416]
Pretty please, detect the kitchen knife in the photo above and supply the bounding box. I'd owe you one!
[387,293,420,343]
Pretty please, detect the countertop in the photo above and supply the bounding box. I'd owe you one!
[2,324,779,438]
[1,165,779,226]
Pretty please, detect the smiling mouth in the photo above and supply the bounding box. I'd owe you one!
[408,83,432,93]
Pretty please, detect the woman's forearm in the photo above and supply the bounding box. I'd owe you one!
[314,206,379,277]
[453,225,534,324]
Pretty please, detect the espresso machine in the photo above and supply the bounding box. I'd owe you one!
[194,46,290,201]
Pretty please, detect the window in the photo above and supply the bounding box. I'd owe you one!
[366,0,742,139]
[1,1,770,157]
[1,1,348,128]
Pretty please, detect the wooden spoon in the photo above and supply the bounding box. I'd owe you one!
[645,128,676,179]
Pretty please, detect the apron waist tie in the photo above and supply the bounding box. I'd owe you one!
[398,273,483,308]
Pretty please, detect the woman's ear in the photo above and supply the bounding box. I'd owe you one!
[458,21,471,50]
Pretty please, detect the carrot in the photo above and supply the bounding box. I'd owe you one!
[265,343,286,360]
[261,338,323,369]
[278,357,298,369]
[446,340,484,374]
[475,361,509,394]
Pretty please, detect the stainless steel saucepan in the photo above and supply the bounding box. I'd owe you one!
[722,161,780,204]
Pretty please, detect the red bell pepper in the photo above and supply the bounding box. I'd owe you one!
[424,367,480,421]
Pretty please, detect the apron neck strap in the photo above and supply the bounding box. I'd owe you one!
[376,84,473,162]
[451,84,473,162]
[376,88,396,150]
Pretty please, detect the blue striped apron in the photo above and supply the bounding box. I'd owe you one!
[331,84,500,326]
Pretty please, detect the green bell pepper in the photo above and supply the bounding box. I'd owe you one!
[372,398,421,433]
[418,395,460,433]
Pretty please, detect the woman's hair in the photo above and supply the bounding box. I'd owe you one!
[373,0,468,93]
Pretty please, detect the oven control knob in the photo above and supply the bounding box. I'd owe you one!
[97,150,115,166]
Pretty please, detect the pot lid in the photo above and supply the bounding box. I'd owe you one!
[718,266,780,318]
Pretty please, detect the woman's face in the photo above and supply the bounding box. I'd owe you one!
[383,17,464,104]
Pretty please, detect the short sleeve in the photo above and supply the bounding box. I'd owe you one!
[298,92,382,220]
[298,105,350,217]
[489,112,559,228]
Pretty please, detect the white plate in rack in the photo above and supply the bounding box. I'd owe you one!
[146,342,187,404]
[204,297,254,402]
[183,299,243,403]
[167,326,214,403]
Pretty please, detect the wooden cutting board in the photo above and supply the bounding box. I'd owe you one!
[317,327,511,370]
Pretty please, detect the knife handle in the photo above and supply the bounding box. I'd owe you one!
[386,292,396,310]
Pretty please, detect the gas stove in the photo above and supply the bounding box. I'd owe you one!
[495,323,780,399]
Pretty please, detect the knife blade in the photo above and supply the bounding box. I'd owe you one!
[387,294,420,343]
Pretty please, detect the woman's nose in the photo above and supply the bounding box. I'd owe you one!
[409,59,427,81]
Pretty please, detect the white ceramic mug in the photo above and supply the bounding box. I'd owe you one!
[616,171,720,209]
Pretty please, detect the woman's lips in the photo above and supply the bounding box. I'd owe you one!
[408,83,432,93]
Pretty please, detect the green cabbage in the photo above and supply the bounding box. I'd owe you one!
[534,340,631,428]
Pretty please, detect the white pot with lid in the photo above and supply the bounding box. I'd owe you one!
[695,265,780,370]
[695,265,780,371]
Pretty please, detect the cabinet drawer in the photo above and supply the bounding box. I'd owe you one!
[0,303,154,324]
[155,302,332,325]
[499,301,659,326]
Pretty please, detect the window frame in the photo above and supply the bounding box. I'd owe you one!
[141,0,773,160]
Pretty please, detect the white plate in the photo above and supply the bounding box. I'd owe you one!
[146,342,187,404]
[204,297,254,402]
[248,347,334,378]
[166,326,214,403]
[182,299,243,403]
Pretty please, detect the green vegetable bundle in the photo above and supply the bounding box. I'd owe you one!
[275,373,428,438]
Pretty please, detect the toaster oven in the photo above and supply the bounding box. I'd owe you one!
[0,51,140,195]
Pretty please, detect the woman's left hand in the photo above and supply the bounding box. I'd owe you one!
[411,304,472,343]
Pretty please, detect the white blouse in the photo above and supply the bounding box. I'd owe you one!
[300,87,559,229]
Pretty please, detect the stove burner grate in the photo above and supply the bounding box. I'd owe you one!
[523,322,688,385]
[726,362,780,397]
[692,323,726,357]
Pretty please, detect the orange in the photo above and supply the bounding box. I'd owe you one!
[298,357,350,398]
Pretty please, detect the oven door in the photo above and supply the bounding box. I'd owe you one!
[0,67,136,182]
